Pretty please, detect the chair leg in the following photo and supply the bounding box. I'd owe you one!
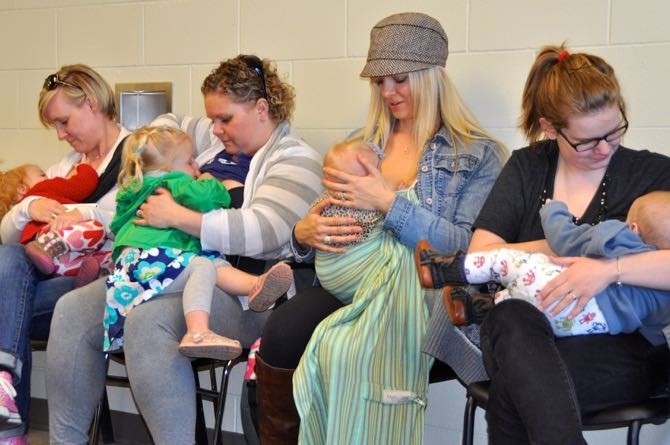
[88,355,112,445]
[212,359,236,445]
[88,399,102,445]
[627,420,642,445]
[99,390,115,444]
[462,394,476,445]
[193,366,209,445]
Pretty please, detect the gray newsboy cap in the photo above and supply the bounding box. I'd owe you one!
[360,12,449,78]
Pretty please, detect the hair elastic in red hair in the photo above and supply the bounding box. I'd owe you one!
[557,50,570,63]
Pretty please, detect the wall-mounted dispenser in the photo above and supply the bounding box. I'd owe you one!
[115,82,173,130]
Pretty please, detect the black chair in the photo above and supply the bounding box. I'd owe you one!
[88,351,248,445]
[89,253,270,444]
[193,354,249,445]
[429,358,458,385]
[30,340,117,444]
[462,380,669,445]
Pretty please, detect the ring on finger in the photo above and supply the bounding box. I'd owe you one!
[136,209,143,217]
[51,212,57,220]
[339,192,346,201]
[567,290,578,301]
[323,235,332,244]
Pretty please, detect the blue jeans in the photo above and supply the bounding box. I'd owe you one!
[0,244,74,423]
[47,277,270,445]
[480,299,669,445]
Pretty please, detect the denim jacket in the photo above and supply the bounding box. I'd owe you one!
[291,126,504,260]
[385,126,504,253]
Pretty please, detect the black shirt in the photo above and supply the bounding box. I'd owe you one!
[474,140,670,243]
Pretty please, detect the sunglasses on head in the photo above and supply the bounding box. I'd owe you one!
[43,73,82,91]
[240,55,268,99]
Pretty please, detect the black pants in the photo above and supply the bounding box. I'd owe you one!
[258,286,343,369]
[480,299,669,445]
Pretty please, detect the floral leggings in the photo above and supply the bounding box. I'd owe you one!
[464,248,609,337]
[32,219,111,276]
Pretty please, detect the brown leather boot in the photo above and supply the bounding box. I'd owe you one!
[255,354,300,445]
[414,239,468,288]
[443,286,494,325]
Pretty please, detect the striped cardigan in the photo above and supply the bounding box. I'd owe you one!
[151,114,324,261]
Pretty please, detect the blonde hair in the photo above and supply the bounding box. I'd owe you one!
[38,64,117,127]
[358,66,506,169]
[118,126,193,191]
[0,164,33,221]
[520,43,625,145]
[627,191,670,250]
[201,55,295,123]
[324,140,379,176]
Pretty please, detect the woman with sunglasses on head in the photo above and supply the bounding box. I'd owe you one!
[256,12,506,444]
[457,45,670,443]
[0,64,129,444]
[46,55,323,445]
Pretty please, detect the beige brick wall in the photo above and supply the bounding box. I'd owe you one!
[2,0,670,170]
[4,0,670,442]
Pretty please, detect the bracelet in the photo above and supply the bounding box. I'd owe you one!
[615,256,622,286]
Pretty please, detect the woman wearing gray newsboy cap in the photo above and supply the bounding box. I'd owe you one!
[256,12,506,444]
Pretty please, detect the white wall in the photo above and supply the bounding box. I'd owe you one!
[7,0,670,442]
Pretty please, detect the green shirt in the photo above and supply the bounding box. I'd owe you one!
[111,171,231,260]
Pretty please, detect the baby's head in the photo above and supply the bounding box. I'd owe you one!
[0,163,47,219]
[626,191,670,249]
[323,140,380,177]
[119,126,197,189]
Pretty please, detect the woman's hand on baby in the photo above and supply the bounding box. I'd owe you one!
[134,187,181,228]
[28,198,68,223]
[46,208,84,233]
[295,197,362,253]
[323,154,396,213]
[537,256,612,318]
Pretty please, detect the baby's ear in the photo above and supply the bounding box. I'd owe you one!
[16,183,28,202]
[629,221,640,235]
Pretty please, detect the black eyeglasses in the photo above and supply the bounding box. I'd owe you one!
[43,73,82,91]
[241,55,268,99]
[558,110,629,152]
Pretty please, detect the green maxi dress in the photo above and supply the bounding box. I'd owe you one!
[294,188,433,444]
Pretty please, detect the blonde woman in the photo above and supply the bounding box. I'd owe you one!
[257,12,507,444]
[0,64,129,442]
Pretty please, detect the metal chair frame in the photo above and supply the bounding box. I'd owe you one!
[88,352,248,445]
[462,380,669,445]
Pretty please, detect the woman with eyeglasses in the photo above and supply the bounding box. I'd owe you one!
[46,55,323,445]
[0,64,129,443]
[447,44,670,443]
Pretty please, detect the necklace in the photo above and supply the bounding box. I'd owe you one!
[539,173,609,225]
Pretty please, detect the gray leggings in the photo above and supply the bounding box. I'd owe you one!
[162,255,229,314]
[47,276,270,445]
